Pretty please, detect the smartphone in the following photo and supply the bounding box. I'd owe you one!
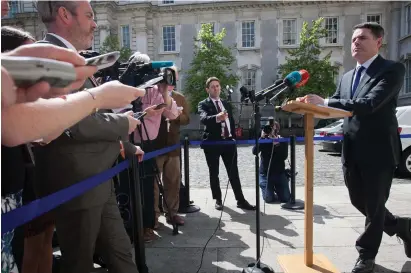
[85,51,120,71]
[133,112,147,120]
[154,103,167,110]
[1,56,77,88]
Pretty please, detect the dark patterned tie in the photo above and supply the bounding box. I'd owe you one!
[215,100,229,138]
[351,66,365,97]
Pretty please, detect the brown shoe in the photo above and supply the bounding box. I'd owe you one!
[167,215,185,226]
[144,228,155,243]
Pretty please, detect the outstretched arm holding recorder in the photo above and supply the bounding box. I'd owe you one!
[1,80,146,147]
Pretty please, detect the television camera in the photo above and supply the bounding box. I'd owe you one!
[79,50,176,88]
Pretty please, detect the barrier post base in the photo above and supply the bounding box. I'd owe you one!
[242,262,274,273]
[281,199,304,210]
[277,254,340,273]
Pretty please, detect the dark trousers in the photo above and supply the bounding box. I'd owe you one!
[56,189,138,273]
[203,143,245,202]
[343,163,398,260]
[139,158,156,229]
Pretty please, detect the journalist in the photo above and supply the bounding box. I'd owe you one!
[117,52,180,242]
[153,66,190,228]
[252,121,290,203]
[33,1,143,272]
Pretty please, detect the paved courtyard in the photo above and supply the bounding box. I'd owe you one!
[183,144,410,189]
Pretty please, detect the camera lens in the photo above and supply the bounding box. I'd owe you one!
[165,69,174,85]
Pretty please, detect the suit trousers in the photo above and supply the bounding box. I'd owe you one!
[343,163,398,259]
[55,183,138,273]
[154,154,181,219]
[203,142,245,202]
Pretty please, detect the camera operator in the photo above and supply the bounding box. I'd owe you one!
[252,121,291,203]
[126,52,180,242]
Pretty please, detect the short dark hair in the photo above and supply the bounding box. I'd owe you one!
[36,1,82,26]
[1,26,35,52]
[353,22,384,39]
[206,77,220,88]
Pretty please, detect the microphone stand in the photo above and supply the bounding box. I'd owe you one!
[242,91,274,273]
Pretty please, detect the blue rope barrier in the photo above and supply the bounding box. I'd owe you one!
[3,134,410,234]
[1,143,181,235]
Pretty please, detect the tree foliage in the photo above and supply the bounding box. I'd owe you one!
[183,23,239,113]
[279,18,338,98]
[99,34,132,62]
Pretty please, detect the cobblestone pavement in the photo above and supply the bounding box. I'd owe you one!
[182,144,410,188]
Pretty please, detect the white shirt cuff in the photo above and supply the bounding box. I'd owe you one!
[324,98,329,106]
[216,116,221,123]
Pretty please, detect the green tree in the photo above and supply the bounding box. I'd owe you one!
[99,35,132,62]
[183,23,239,113]
[279,18,338,98]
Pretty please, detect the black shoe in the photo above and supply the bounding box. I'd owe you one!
[215,200,223,210]
[237,200,256,211]
[396,217,411,258]
[351,258,375,273]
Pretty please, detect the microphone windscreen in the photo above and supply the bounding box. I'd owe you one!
[284,71,302,87]
[151,61,174,69]
[296,69,310,88]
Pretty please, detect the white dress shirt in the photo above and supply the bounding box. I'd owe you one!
[324,54,379,106]
[210,97,232,137]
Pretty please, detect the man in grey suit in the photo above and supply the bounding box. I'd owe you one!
[300,23,410,273]
[34,1,142,273]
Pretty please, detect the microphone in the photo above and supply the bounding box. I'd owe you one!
[296,69,309,88]
[225,85,234,94]
[138,61,174,70]
[255,71,302,102]
[272,69,310,107]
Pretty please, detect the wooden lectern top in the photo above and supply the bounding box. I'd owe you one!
[281,100,352,119]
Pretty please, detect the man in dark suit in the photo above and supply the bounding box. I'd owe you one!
[301,22,410,273]
[34,1,141,273]
[198,77,255,211]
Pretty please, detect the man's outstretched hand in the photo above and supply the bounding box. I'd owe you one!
[296,94,325,105]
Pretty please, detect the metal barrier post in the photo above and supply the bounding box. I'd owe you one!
[282,135,304,210]
[129,156,149,273]
[178,136,200,213]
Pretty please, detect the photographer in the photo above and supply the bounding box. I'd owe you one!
[125,52,180,242]
[252,121,290,203]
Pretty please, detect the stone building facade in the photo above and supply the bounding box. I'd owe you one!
[3,0,411,130]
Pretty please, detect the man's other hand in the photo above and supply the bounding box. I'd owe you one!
[216,111,228,122]
[297,94,325,105]
[123,111,141,134]
[135,145,144,162]
[145,104,165,117]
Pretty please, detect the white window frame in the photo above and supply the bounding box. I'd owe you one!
[324,17,339,45]
[161,25,180,54]
[120,25,131,49]
[406,4,411,36]
[282,18,297,46]
[242,69,257,92]
[366,14,382,25]
[241,20,256,48]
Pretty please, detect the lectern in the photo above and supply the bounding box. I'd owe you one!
[277,101,352,273]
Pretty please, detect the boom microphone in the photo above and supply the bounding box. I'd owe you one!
[255,71,302,102]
